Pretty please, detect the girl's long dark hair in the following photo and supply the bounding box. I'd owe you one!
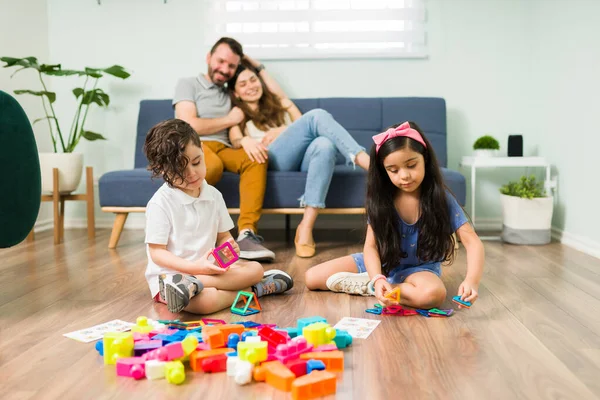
[228,61,288,134]
[366,121,456,275]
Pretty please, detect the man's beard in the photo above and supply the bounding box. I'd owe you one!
[208,67,229,86]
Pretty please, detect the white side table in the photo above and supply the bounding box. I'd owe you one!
[459,156,552,234]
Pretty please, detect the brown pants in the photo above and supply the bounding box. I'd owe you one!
[202,141,267,233]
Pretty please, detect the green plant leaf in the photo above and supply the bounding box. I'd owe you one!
[73,88,84,98]
[39,64,62,73]
[81,89,109,106]
[44,68,86,76]
[473,135,500,150]
[84,67,103,78]
[81,131,107,141]
[32,116,56,125]
[100,65,130,79]
[1,56,39,70]
[499,174,546,199]
[13,89,56,103]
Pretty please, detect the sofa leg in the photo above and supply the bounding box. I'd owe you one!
[108,213,128,249]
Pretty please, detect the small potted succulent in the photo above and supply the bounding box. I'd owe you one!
[473,135,500,157]
[499,175,553,245]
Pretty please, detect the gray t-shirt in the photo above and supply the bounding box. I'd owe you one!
[172,74,231,145]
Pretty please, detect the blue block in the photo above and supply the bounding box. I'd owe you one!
[306,359,326,374]
[333,330,352,349]
[241,331,257,341]
[297,316,327,330]
[281,327,301,338]
[227,333,240,349]
[238,321,261,328]
[227,351,238,357]
[95,340,104,356]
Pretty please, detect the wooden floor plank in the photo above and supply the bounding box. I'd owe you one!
[1,229,599,399]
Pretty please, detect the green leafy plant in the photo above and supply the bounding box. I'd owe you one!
[500,175,546,199]
[473,135,500,150]
[1,56,130,153]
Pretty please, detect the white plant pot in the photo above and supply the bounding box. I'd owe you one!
[39,152,84,194]
[473,149,499,157]
[500,194,553,245]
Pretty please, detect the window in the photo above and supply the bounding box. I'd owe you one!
[206,0,427,59]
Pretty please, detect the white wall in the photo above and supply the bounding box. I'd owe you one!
[529,0,600,254]
[31,0,598,254]
[0,0,52,226]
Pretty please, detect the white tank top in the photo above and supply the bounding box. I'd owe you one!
[244,112,292,142]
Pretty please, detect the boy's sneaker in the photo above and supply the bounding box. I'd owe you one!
[237,231,276,262]
[159,274,204,313]
[253,269,293,297]
[326,272,373,296]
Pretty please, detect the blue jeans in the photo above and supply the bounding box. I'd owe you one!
[267,109,365,208]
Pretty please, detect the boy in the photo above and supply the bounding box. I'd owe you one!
[143,119,292,313]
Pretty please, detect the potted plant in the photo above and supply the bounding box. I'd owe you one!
[1,56,130,193]
[473,135,500,157]
[499,175,553,245]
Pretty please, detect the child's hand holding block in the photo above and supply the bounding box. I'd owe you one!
[383,287,401,304]
[210,241,239,269]
[452,295,472,308]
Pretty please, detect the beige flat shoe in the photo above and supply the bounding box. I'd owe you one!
[294,229,316,258]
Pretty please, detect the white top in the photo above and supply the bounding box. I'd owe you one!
[245,112,292,142]
[144,181,234,298]
[460,156,549,168]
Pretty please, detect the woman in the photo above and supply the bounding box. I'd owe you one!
[228,56,370,258]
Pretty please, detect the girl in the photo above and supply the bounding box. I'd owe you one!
[305,121,484,309]
[227,56,370,258]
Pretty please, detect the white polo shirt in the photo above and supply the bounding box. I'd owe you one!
[144,181,234,298]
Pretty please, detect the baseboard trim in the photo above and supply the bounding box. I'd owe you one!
[472,218,503,231]
[551,227,600,260]
[33,218,54,233]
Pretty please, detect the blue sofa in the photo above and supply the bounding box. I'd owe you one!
[99,97,466,248]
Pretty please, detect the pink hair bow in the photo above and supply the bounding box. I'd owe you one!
[372,122,426,154]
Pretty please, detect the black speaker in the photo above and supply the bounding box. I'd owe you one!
[508,135,523,157]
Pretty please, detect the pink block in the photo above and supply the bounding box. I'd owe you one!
[314,344,338,352]
[164,342,184,360]
[142,347,169,361]
[196,343,211,351]
[149,328,178,338]
[273,337,313,363]
[133,333,150,342]
[116,357,146,379]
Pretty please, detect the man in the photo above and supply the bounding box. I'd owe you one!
[173,37,275,262]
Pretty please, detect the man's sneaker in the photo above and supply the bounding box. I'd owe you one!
[159,274,204,313]
[326,272,373,296]
[237,231,276,262]
[253,269,293,297]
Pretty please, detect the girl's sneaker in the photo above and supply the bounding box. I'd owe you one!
[326,272,373,296]
[159,274,204,313]
[252,269,293,297]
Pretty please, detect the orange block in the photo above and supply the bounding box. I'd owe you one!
[216,324,245,338]
[300,350,344,372]
[384,287,401,304]
[291,370,337,400]
[202,327,225,349]
[253,361,295,392]
[189,348,234,371]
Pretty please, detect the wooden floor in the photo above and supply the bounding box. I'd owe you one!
[2,228,600,400]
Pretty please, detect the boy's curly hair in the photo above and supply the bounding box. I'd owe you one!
[143,119,202,187]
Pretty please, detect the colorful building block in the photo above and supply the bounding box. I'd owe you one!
[116,357,145,379]
[144,360,166,380]
[165,361,185,384]
[314,344,338,352]
[202,327,225,349]
[212,241,239,268]
[384,287,401,304]
[134,340,162,357]
[285,358,308,377]
[226,356,239,377]
[163,342,185,360]
[190,348,235,371]
[300,351,344,372]
[291,370,337,400]
[333,330,352,349]
[234,360,253,385]
[95,340,103,356]
[452,295,472,308]
[131,316,154,334]
[273,337,314,364]
[302,322,336,347]
[253,360,295,391]
[296,316,327,330]
[201,354,228,373]
[227,333,240,349]
[238,341,268,364]
[306,359,326,374]
[231,291,261,316]
[258,326,288,349]
[103,332,134,365]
